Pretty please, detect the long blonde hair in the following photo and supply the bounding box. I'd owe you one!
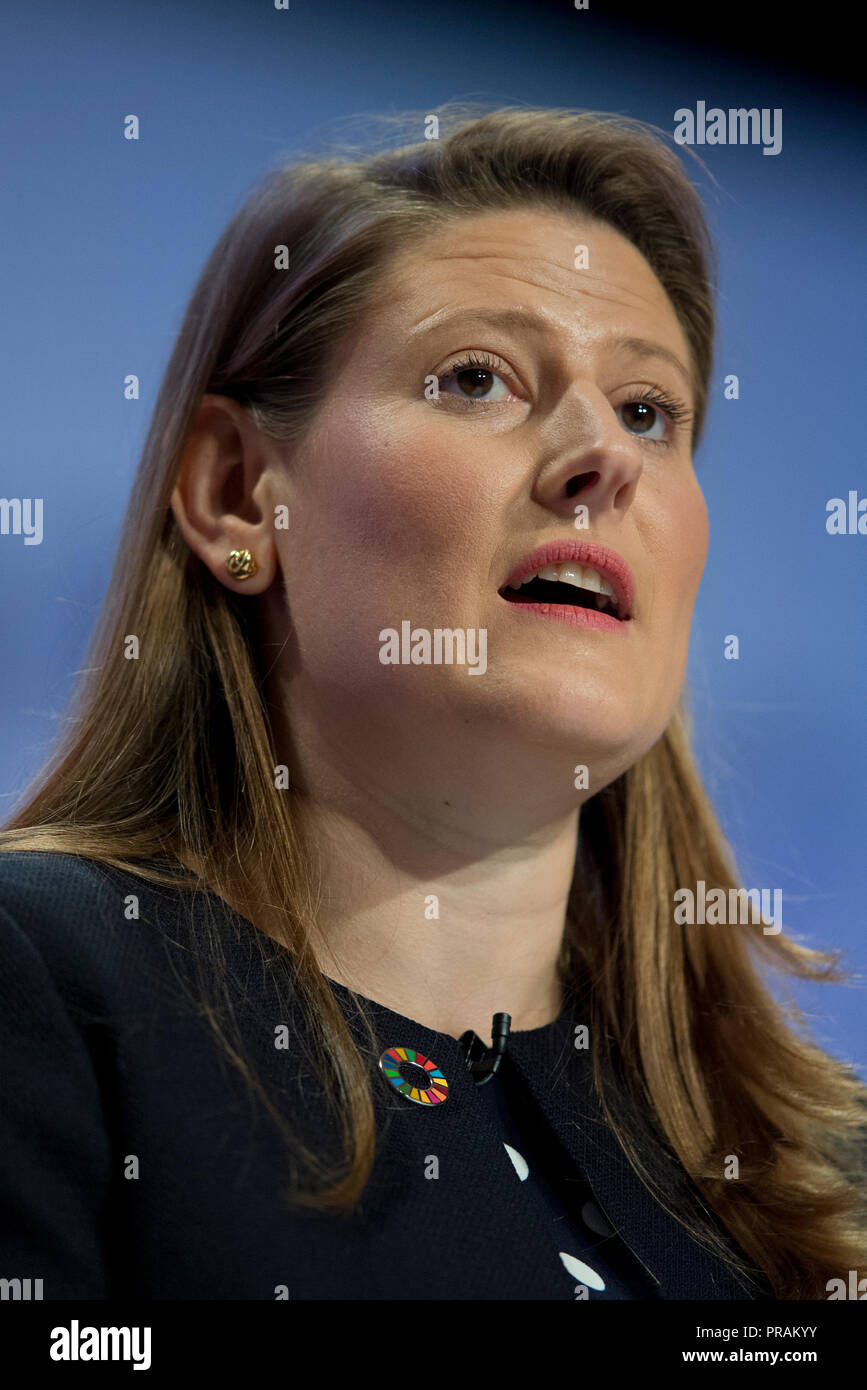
[2,103,864,1298]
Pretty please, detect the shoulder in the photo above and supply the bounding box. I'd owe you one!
[0,848,132,925]
[0,846,107,886]
[0,850,201,1004]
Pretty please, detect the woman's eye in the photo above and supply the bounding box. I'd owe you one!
[616,399,669,442]
[436,354,514,403]
[431,359,687,444]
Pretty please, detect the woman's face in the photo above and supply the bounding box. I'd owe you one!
[260,205,708,809]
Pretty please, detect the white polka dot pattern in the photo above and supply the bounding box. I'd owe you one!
[504,1141,608,1294]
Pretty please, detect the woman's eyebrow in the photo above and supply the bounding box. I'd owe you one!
[408,306,692,395]
[614,335,694,397]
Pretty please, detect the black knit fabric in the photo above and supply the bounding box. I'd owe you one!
[0,851,774,1301]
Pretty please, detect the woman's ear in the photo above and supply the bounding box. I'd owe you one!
[170,394,283,593]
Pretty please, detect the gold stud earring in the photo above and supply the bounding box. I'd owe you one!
[225,548,259,581]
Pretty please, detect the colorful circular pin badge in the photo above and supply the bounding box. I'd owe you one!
[378,1045,450,1105]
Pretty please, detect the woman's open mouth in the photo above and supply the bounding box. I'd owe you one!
[498,563,630,633]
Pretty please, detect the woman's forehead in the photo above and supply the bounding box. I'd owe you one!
[362,209,691,371]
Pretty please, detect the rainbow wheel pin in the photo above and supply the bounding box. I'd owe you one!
[378,1045,450,1106]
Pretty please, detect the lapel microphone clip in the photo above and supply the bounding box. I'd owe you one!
[458,1012,512,1086]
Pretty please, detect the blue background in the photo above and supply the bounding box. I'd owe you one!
[0,1,863,1073]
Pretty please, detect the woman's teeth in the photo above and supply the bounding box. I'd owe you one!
[507,563,616,597]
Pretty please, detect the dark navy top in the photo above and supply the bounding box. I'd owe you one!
[463,1049,655,1297]
[0,851,774,1301]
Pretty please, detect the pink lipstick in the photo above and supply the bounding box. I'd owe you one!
[498,539,635,632]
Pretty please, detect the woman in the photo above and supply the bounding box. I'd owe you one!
[1,104,864,1302]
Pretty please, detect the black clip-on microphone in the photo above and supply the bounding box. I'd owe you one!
[458,1012,512,1086]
